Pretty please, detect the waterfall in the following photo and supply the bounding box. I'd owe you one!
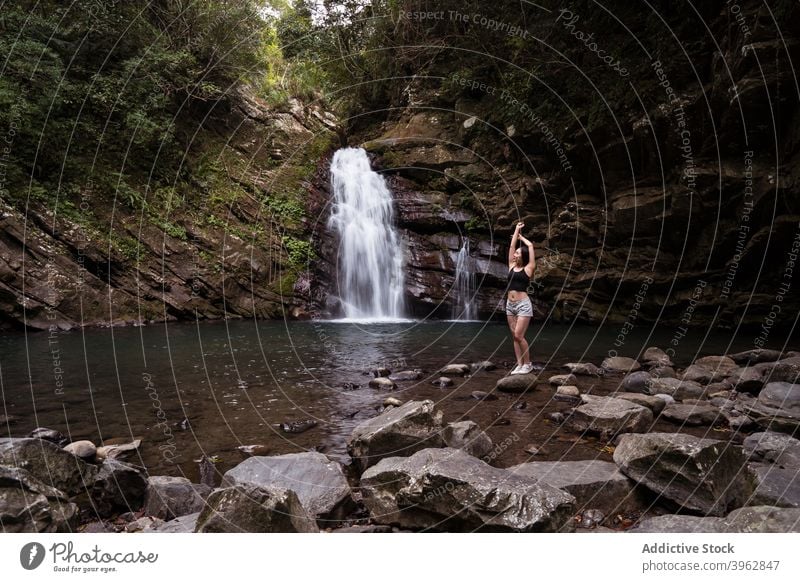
[452,238,477,320]
[327,147,406,320]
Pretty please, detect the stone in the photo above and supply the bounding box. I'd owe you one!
[601,357,641,374]
[142,476,212,520]
[442,421,493,459]
[612,393,667,415]
[431,376,454,387]
[661,403,722,426]
[372,367,391,377]
[221,452,353,523]
[347,400,444,473]
[740,382,800,434]
[633,506,800,533]
[726,366,765,394]
[748,464,800,508]
[195,484,319,533]
[761,357,800,384]
[149,512,200,533]
[554,385,580,402]
[564,362,604,376]
[438,364,471,376]
[681,356,739,384]
[470,361,496,372]
[621,371,652,393]
[0,466,78,532]
[642,347,673,367]
[125,516,164,533]
[331,524,393,533]
[90,459,148,517]
[646,377,705,400]
[383,397,402,407]
[28,427,67,445]
[549,373,577,386]
[570,396,653,438]
[369,377,397,390]
[613,433,754,516]
[695,355,738,370]
[509,460,643,515]
[742,431,800,467]
[0,438,98,496]
[63,440,97,460]
[728,349,785,365]
[496,374,541,393]
[471,390,498,401]
[649,365,676,378]
[236,444,270,457]
[389,370,422,381]
[360,448,575,532]
[95,439,141,461]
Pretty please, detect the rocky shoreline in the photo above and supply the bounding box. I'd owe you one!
[2,347,799,533]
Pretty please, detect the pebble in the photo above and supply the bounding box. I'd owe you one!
[431,376,454,387]
[471,391,498,401]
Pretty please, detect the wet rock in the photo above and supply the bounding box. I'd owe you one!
[195,484,319,533]
[90,459,148,517]
[661,403,722,426]
[383,397,402,407]
[569,396,653,438]
[726,367,765,394]
[95,439,141,462]
[496,374,541,393]
[237,444,270,457]
[601,357,641,374]
[125,516,164,533]
[613,393,667,415]
[621,371,652,393]
[280,419,319,433]
[0,466,78,532]
[760,357,800,384]
[575,509,605,529]
[347,400,444,473]
[442,421,493,459]
[739,382,800,434]
[439,364,471,377]
[222,452,353,524]
[470,361,496,372]
[369,377,397,390]
[554,385,580,402]
[360,448,575,532]
[613,433,754,516]
[28,427,68,446]
[372,367,391,377]
[142,476,212,520]
[646,377,705,400]
[149,512,200,533]
[547,412,567,424]
[549,373,577,386]
[510,460,643,515]
[340,382,360,391]
[525,445,542,455]
[642,347,673,367]
[682,364,732,384]
[0,437,97,496]
[633,506,800,533]
[743,431,800,467]
[748,464,800,508]
[649,366,676,379]
[431,376,454,387]
[63,440,97,461]
[564,362,604,377]
[471,390,498,401]
[389,370,422,382]
[729,349,785,365]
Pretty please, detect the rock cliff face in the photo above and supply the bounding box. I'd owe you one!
[0,89,340,330]
[303,2,800,327]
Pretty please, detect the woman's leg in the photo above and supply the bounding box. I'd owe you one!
[507,314,522,364]
[514,315,532,364]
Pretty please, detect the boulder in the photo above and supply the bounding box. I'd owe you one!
[0,438,98,496]
[554,385,581,402]
[742,431,800,468]
[90,459,148,517]
[347,400,444,472]
[569,396,653,438]
[661,403,722,426]
[388,370,422,381]
[369,377,397,390]
[633,506,800,533]
[646,377,705,400]
[641,347,673,367]
[438,364,471,376]
[620,371,652,393]
[728,349,785,365]
[495,374,541,393]
[649,366,676,378]
[760,358,800,384]
[549,373,577,386]
[509,460,643,515]
[149,512,200,533]
[28,427,67,446]
[222,452,352,523]
[142,476,212,520]
[470,361,496,372]
[726,367,765,394]
[442,421,493,459]
[612,393,667,415]
[748,464,800,508]
[0,466,78,532]
[360,448,575,532]
[740,382,800,434]
[63,440,97,461]
[195,484,319,533]
[613,433,754,516]
[601,357,641,373]
[564,362,604,377]
[682,364,726,384]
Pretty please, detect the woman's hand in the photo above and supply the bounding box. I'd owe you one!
[515,222,524,233]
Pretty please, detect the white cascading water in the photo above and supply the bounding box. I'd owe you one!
[452,238,477,320]
[327,147,405,320]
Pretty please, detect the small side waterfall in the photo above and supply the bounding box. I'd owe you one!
[327,147,406,320]
[452,238,477,321]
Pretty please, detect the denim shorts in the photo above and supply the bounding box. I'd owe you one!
[506,297,533,317]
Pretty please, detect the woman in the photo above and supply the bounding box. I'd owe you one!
[507,222,536,374]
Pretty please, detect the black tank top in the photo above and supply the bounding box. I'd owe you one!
[507,268,530,292]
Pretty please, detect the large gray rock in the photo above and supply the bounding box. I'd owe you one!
[661,403,722,426]
[569,396,653,438]
[633,506,800,533]
[729,349,785,365]
[195,484,319,533]
[621,371,653,393]
[142,476,212,520]
[646,377,705,400]
[743,431,800,467]
[602,357,641,374]
[0,466,78,532]
[90,459,148,517]
[613,393,667,415]
[740,382,800,434]
[509,460,643,515]
[222,452,352,523]
[496,374,541,393]
[442,421,493,459]
[549,373,577,386]
[347,400,444,472]
[614,433,754,516]
[0,438,97,496]
[360,448,575,532]
[748,464,800,508]
[63,440,97,461]
[564,362,604,376]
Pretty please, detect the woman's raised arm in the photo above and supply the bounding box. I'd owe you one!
[508,222,523,265]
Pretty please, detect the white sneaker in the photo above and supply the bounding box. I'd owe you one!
[519,363,534,374]
[509,365,524,375]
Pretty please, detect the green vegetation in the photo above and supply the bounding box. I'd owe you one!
[281,236,315,269]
